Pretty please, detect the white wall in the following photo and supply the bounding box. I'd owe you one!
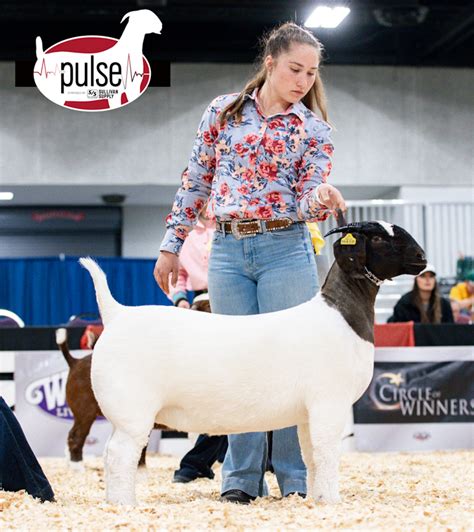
[399,186,473,203]
[122,205,169,258]
[1,63,473,189]
[2,61,472,258]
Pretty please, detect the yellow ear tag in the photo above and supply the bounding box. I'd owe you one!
[341,233,357,245]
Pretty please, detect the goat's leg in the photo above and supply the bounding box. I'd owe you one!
[135,444,149,485]
[297,423,315,496]
[105,427,148,505]
[67,412,98,469]
[103,428,114,496]
[307,403,348,504]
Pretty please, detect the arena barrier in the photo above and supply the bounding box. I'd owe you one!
[354,345,474,451]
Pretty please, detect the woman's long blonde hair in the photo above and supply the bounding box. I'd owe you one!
[219,22,328,127]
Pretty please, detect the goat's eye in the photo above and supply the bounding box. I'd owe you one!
[372,236,384,244]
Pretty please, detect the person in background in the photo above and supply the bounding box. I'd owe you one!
[155,22,346,504]
[449,271,474,321]
[388,264,454,323]
[450,300,472,324]
[168,196,214,310]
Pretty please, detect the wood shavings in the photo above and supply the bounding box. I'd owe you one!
[0,451,472,530]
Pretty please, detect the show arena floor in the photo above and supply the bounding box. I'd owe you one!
[1,451,473,530]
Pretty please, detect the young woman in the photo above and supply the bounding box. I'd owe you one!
[389,264,454,323]
[154,22,345,504]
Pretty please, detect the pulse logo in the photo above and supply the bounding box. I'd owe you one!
[33,9,162,111]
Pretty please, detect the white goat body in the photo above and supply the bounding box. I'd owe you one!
[81,258,374,505]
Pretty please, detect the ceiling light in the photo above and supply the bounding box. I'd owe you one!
[0,192,14,201]
[305,6,350,28]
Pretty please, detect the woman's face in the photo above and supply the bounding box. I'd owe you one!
[265,43,319,105]
[416,272,436,292]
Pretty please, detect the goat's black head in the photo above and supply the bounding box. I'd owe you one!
[325,221,426,282]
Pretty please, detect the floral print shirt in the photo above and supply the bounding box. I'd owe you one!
[160,88,334,254]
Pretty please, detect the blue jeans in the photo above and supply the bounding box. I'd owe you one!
[208,223,319,498]
[175,434,228,480]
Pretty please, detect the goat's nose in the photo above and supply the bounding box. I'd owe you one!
[416,251,426,261]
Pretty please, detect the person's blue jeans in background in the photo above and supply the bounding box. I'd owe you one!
[0,396,54,502]
[174,434,228,480]
[208,223,319,498]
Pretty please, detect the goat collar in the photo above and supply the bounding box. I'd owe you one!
[364,267,384,287]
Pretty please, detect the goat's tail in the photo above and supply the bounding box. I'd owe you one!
[56,328,77,368]
[79,257,122,326]
[35,36,43,59]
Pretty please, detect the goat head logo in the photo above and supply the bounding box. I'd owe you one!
[33,9,162,112]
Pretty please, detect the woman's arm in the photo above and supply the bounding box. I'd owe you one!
[294,120,345,220]
[155,98,221,293]
[160,99,221,255]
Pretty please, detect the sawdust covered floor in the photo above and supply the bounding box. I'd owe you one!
[0,451,473,530]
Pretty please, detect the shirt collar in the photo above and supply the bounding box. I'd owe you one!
[245,87,306,122]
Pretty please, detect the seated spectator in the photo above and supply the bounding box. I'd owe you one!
[449,271,474,321]
[388,264,454,324]
[450,300,472,324]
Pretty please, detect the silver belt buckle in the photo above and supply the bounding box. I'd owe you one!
[230,220,260,240]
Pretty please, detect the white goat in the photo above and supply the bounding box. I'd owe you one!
[80,221,426,506]
[34,10,161,109]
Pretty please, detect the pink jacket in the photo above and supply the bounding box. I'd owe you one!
[168,220,214,305]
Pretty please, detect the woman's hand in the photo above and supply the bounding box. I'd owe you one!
[317,183,346,212]
[153,251,180,294]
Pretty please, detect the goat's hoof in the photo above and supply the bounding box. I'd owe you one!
[68,460,85,472]
[136,466,149,484]
[312,492,341,504]
[106,494,137,506]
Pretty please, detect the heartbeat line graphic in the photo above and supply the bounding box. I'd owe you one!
[122,53,149,89]
[34,58,60,78]
[34,53,148,89]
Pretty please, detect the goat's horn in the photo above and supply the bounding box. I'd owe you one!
[324,223,365,237]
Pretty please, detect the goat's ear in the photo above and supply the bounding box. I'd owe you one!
[333,233,367,278]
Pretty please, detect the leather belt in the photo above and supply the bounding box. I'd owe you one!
[216,218,300,240]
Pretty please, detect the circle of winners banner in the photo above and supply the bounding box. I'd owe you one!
[353,346,474,451]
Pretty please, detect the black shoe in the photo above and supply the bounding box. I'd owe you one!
[173,468,215,483]
[285,492,306,498]
[220,489,256,505]
[173,473,196,483]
